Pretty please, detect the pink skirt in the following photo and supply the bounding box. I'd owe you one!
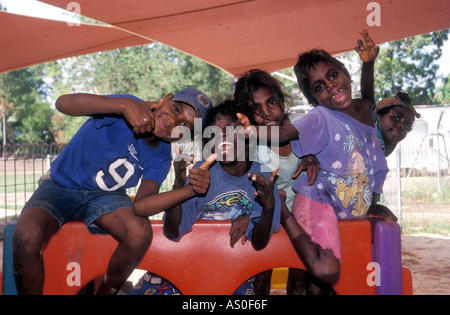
[292,193,341,261]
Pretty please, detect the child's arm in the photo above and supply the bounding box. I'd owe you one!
[248,169,279,251]
[55,93,169,134]
[237,113,298,145]
[163,201,183,240]
[229,214,250,248]
[133,154,217,218]
[355,30,379,104]
[133,180,194,216]
[163,153,196,239]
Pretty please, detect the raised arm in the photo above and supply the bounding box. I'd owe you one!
[56,93,136,116]
[237,113,299,145]
[55,93,169,134]
[355,30,379,104]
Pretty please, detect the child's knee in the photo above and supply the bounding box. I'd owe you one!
[310,262,340,285]
[13,227,46,258]
[126,218,153,248]
[13,208,59,257]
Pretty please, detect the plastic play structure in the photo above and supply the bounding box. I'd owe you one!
[2,219,412,295]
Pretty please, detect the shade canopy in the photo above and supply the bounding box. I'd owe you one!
[0,11,151,73]
[2,0,450,76]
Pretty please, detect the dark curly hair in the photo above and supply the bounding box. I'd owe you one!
[395,91,412,105]
[204,99,253,129]
[233,69,292,113]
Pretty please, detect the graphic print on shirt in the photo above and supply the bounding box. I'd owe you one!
[200,190,253,220]
[328,131,373,218]
[95,157,136,191]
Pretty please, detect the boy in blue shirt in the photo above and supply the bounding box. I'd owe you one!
[131,100,281,295]
[164,100,280,251]
[13,88,213,295]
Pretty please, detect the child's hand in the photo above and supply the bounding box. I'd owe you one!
[187,153,217,195]
[292,155,320,186]
[236,113,251,128]
[249,169,278,209]
[173,145,193,188]
[235,113,257,140]
[230,214,250,248]
[123,95,169,134]
[355,30,379,63]
[123,101,155,134]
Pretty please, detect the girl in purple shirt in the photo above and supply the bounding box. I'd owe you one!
[239,36,388,294]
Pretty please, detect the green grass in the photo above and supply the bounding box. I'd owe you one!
[401,219,450,236]
[0,173,42,194]
[402,178,449,204]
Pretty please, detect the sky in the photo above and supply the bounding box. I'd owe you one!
[438,41,450,79]
[1,0,78,22]
[1,0,449,82]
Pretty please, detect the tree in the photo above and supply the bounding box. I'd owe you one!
[0,93,14,146]
[59,43,234,105]
[373,30,449,105]
[0,65,54,144]
[435,74,450,104]
[45,43,235,142]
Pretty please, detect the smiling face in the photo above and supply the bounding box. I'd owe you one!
[249,86,285,127]
[210,113,247,164]
[151,99,197,142]
[308,61,353,110]
[378,106,415,145]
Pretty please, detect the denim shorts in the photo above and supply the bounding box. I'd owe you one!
[23,176,133,234]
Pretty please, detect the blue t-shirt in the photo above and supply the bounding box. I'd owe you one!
[164,161,281,242]
[50,94,172,191]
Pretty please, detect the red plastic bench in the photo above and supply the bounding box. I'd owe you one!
[39,219,381,295]
[2,219,412,295]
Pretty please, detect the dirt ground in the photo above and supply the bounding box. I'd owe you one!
[401,233,450,295]
[269,233,450,295]
[1,227,449,295]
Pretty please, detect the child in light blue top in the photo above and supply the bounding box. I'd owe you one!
[233,69,320,294]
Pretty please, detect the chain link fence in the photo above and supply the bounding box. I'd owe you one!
[0,143,65,223]
[381,106,449,235]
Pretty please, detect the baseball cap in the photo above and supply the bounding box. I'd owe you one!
[172,88,213,124]
[376,92,420,119]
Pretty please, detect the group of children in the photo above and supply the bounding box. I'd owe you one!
[12,30,420,295]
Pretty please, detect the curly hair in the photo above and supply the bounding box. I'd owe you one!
[395,91,412,105]
[204,99,253,128]
[233,69,292,112]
